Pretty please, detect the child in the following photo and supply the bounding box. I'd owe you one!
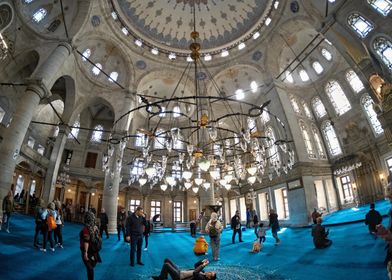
[257,222,267,244]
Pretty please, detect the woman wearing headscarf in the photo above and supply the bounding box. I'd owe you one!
[205,212,223,261]
[40,202,57,252]
[80,211,102,280]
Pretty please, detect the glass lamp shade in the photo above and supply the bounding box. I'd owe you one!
[247,176,256,185]
[198,158,211,172]
[166,176,176,187]
[208,126,218,141]
[224,184,231,190]
[194,178,204,186]
[192,186,199,193]
[219,179,227,186]
[224,174,233,183]
[184,181,193,189]
[160,184,168,191]
[246,166,257,176]
[202,182,211,190]
[145,166,156,177]
[209,169,220,180]
[138,177,147,186]
[182,170,193,180]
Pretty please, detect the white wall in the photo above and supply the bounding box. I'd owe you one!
[258,192,269,220]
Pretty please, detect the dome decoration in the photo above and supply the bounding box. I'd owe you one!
[112,0,277,55]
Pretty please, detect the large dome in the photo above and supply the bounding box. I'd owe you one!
[112,0,275,55]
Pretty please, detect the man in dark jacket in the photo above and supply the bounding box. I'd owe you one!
[312,217,332,249]
[152,258,217,280]
[117,208,126,241]
[231,210,243,244]
[365,203,382,234]
[99,208,109,239]
[125,206,147,267]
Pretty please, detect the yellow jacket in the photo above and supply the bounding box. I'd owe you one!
[193,236,208,254]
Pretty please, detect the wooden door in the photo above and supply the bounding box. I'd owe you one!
[189,209,196,221]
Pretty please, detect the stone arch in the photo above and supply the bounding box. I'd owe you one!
[48,75,76,124]
[0,2,14,33]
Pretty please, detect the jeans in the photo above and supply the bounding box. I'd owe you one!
[158,258,181,280]
[81,251,95,280]
[34,221,43,246]
[210,236,220,260]
[2,212,11,231]
[130,234,143,265]
[117,224,125,241]
[259,236,266,243]
[190,224,196,237]
[232,228,242,243]
[54,225,63,245]
[42,225,54,249]
[144,234,149,248]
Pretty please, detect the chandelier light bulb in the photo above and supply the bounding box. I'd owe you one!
[166,176,176,187]
[182,170,193,180]
[198,158,211,172]
[224,174,233,183]
[160,184,168,191]
[184,181,193,189]
[138,177,147,186]
[203,182,211,190]
[192,186,199,193]
[194,177,204,186]
[209,169,220,180]
[219,179,227,186]
[247,176,257,185]
[208,126,218,141]
[145,166,156,177]
[224,184,231,190]
[246,165,257,176]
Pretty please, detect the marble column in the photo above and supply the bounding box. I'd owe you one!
[42,124,69,203]
[198,180,215,233]
[102,91,135,233]
[0,43,72,212]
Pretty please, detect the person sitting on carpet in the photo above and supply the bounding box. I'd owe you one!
[311,217,332,249]
[152,258,217,280]
[193,236,209,255]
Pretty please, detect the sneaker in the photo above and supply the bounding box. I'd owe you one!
[137,262,144,266]
[144,248,148,251]
[6,229,10,233]
[59,245,64,249]
[40,248,46,252]
[50,248,55,252]
[55,243,60,248]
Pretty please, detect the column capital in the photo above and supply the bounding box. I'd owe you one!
[58,41,73,55]
[24,79,49,99]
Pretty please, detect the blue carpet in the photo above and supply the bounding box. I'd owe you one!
[0,204,390,280]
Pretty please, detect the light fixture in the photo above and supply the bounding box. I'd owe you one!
[184,181,193,189]
[135,39,143,47]
[138,177,147,186]
[118,5,294,195]
[265,17,272,26]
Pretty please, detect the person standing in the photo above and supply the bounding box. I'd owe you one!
[40,202,57,252]
[33,198,45,248]
[190,220,197,237]
[269,209,281,245]
[253,212,259,239]
[246,208,252,228]
[80,211,102,280]
[365,203,382,234]
[143,214,151,251]
[117,208,126,241]
[205,212,223,261]
[125,206,147,266]
[231,210,243,244]
[54,201,64,248]
[99,208,109,239]
[1,190,14,233]
[311,217,332,249]
[311,208,321,224]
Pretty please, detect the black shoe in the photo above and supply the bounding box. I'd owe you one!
[34,244,39,248]
[152,276,160,280]
[137,262,144,266]
[240,240,244,242]
[130,263,135,267]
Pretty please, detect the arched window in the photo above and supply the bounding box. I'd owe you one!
[321,121,342,156]
[290,95,301,114]
[82,49,91,61]
[299,70,310,82]
[347,13,374,38]
[311,97,327,119]
[154,129,165,149]
[266,126,280,164]
[109,72,118,82]
[30,180,36,196]
[361,94,384,136]
[302,102,313,119]
[285,71,294,83]
[91,125,103,143]
[32,8,47,23]
[312,61,324,74]
[69,120,80,139]
[131,158,144,176]
[24,0,34,3]
[15,175,24,195]
[311,124,326,159]
[250,81,258,93]
[325,80,351,116]
[299,121,316,159]
[367,0,392,16]
[373,37,392,71]
[321,49,332,61]
[92,63,102,76]
[345,70,364,93]
[173,136,183,150]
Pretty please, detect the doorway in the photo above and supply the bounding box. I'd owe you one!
[189,209,196,221]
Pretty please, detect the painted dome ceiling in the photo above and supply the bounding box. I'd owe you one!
[112,0,275,54]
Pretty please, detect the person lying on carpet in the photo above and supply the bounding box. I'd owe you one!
[152,258,217,280]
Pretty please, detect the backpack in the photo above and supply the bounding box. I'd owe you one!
[209,221,218,238]
[46,212,57,231]
[79,228,102,253]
